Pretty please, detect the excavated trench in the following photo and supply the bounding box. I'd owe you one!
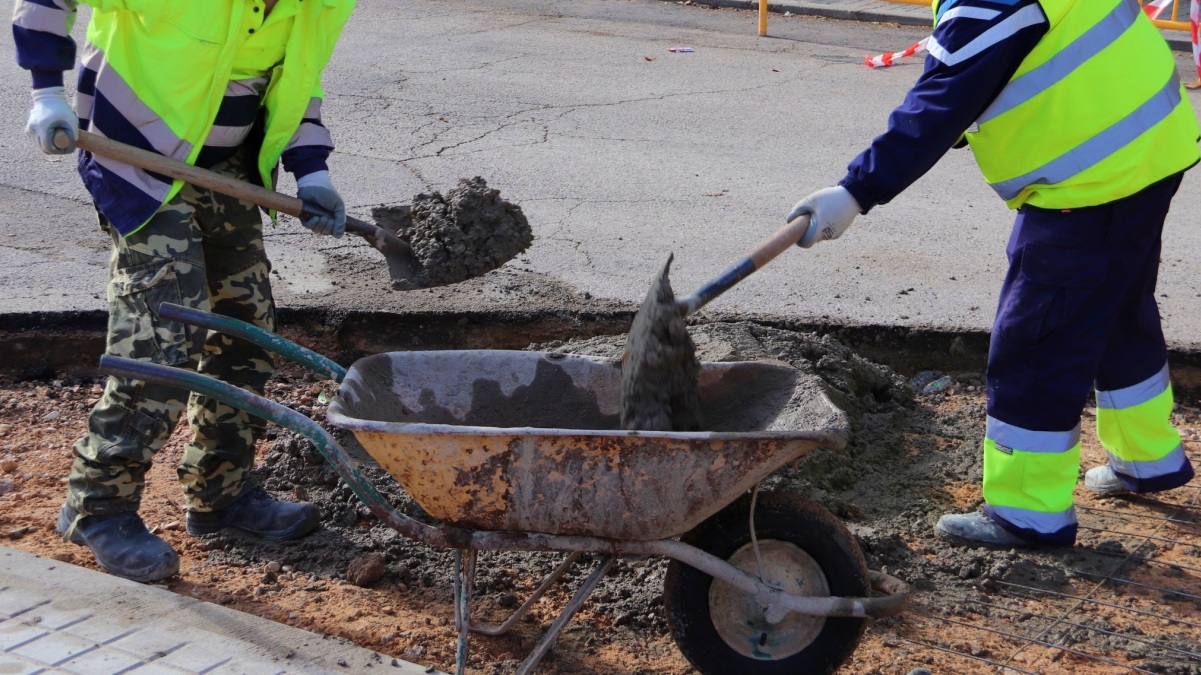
[2,311,1201,675]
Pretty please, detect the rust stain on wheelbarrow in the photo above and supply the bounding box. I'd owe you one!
[328,351,848,540]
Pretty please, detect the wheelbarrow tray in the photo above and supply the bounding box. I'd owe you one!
[328,350,848,540]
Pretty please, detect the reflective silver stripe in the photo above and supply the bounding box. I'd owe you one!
[73,92,95,120]
[937,6,1001,26]
[81,40,101,69]
[91,150,172,201]
[284,98,329,151]
[979,0,1140,125]
[1095,362,1170,409]
[1107,444,1188,479]
[205,78,268,149]
[987,416,1080,453]
[303,97,323,119]
[83,44,192,163]
[987,504,1077,534]
[205,125,252,148]
[12,0,75,34]
[285,122,334,151]
[990,72,1183,201]
[227,76,269,98]
[927,4,1046,67]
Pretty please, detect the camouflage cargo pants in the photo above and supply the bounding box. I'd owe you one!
[68,149,277,518]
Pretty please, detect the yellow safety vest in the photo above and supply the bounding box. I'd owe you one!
[933,0,1200,209]
[83,0,354,227]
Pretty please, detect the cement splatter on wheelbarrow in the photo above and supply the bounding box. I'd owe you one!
[620,255,703,431]
[371,177,533,290]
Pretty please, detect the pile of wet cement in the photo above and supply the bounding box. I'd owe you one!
[201,322,1201,672]
[371,177,533,290]
[619,257,703,431]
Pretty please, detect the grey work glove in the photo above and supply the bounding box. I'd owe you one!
[27,86,78,154]
[786,186,862,249]
[296,171,346,238]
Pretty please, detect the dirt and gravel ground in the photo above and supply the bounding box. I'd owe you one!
[1,321,1199,674]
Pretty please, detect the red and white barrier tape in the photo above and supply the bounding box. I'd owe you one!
[864,37,930,69]
[1143,0,1172,20]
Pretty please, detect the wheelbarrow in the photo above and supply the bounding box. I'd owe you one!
[98,303,909,675]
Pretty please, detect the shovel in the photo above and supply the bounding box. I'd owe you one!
[620,213,812,430]
[55,129,419,285]
[672,213,813,317]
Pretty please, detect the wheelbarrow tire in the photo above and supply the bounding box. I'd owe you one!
[663,492,869,675]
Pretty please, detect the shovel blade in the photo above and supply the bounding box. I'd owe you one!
[620,254,703,431]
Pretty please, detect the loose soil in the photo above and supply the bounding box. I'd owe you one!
[1,321,1199,675]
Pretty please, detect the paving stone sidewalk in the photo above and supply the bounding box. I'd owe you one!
[0,546,435,675]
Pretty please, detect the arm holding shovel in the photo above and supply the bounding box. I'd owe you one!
[282,90,346,239]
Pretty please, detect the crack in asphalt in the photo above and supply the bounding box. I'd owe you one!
[333,71,805,162]
[0,182,91,206]
[397,53,529,75]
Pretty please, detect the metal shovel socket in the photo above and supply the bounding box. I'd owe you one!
[56,129,420,285]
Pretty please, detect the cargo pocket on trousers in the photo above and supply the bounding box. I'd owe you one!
[997,242,1110,345]
[108,260,190,365]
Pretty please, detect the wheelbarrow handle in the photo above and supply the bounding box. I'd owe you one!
[157,303,346,383]
[97,354,447,544]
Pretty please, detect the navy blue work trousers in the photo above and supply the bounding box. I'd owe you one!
[987,173,1183,433]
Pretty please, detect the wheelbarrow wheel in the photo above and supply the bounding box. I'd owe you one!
[663,492,869,675]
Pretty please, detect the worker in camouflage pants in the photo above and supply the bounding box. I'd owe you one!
[73,150,279,523]
[16,0,356,582]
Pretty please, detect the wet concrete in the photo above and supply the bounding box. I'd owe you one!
[620,258,703,431]
[372,178,532,291]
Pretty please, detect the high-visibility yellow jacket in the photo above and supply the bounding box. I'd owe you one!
[935,0,1200,209]
[70,0,354,234]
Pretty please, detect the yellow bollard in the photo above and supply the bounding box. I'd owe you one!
[759,0,768,36]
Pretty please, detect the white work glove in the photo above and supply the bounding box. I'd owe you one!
[296,171,346,238]
[26,86,78,155]
[786,186,863,249]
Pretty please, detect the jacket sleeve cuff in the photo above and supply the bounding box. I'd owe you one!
[31,69,65,89]
[282,148,331,180]
[838,175,877,215]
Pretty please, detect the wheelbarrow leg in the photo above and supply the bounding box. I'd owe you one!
[453,548,477,675]
[514,555,614,675]
[471,552,583,637]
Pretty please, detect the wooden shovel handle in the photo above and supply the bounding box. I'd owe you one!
[746,214,813,269]
[59,129,307,217]
[677,214,811,315]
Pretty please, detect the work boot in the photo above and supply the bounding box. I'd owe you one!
[1084,465,1130,495]
[935,511,1033,547]
[187,486,319,540]
[56,504,179,583]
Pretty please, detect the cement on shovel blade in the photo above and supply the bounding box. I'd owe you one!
[620,255,704,431]
[371,177,533,290]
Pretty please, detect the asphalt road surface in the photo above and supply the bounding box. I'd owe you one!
[3,0,1201,349]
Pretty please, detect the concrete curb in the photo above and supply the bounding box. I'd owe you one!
[704,0,931,28]
[700,0,1196,51]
